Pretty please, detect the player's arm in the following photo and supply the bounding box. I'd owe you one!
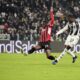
[56,22,69,36]
[49,6,54,27]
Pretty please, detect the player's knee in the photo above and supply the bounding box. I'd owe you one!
[47,56,55,60]
[45,47,51,51]
[28,46,36,54]
[65,45,71,50]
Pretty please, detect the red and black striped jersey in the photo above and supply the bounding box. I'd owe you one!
[39,7,54,42]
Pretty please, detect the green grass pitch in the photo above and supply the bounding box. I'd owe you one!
[0,53,80,80]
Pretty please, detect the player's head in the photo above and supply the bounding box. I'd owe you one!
[42,18,49,26]
[67,13,75,23]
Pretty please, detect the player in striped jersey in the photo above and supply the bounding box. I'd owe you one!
[27,6,55,60]
[52,14,80,64]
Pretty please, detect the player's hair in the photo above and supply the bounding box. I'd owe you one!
[43,18,49,24]
[67,13,75,18]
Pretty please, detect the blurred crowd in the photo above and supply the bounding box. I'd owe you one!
[0,0,80,41]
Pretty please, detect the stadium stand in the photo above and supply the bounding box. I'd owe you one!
[0,0,80,41]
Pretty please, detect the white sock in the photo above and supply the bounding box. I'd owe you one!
[56,48,67,61]
[67,49,75,57]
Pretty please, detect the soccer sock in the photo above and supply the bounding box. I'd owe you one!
[47,56,55,60]
[56,48,67,61]
[28,47,36,54]
[67,49,75,58]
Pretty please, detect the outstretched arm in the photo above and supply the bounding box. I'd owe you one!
[56,23,69,36]
[49,6,54,27]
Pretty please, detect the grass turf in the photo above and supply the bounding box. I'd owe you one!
[0,53,80,80]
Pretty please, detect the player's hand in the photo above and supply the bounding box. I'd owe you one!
[50,7,53,11]
[56,32,59,37]
[51,37,54,42]
[51,0,53,6]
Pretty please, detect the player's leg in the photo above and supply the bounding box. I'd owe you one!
[52,35,71,64]
[56,48,67,61]
[44,41,55,60]
[52,48,67,64]
[55,35,79,63]
[66,47,77,63]
[28,44,41,54]
[52,45,76,64]
[66,36,79,63]
[45,49,55,60]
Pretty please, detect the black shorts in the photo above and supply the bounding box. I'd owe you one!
[38,41,51,50]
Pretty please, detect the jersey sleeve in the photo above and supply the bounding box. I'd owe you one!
[56,22,69,35]
[49,7,54,27]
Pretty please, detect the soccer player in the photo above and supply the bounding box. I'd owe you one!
[27,6,55,60]
[52,14,80,64]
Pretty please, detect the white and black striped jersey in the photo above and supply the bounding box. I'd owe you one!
[56,21,80,36]
[67,22,79,36]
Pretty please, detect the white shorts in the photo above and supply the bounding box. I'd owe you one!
[65,35,79,47]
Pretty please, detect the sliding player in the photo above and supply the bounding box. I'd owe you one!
[27,5,55,60]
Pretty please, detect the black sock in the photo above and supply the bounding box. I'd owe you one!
[28,47,36,54]
[47,56,55,60]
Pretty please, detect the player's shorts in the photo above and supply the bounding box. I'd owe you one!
[65,35,79,47]
[38,41,51,50]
